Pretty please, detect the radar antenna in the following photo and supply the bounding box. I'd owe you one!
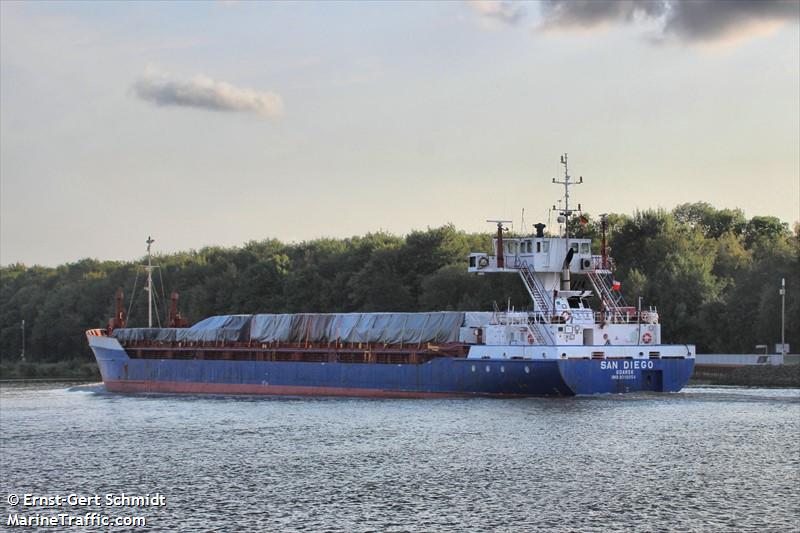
[486,219,512,228]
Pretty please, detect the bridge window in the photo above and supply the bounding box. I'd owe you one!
[542,241,550,253]
[570,242,579,252]
[536,241,541,253]
[580,242,590,254]
[526,241,532,253]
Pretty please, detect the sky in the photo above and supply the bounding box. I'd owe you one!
[1,0,798,266]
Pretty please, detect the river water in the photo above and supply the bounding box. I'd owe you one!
[0,383,798,532]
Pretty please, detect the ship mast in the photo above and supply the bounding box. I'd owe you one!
[145,236,154,328]
[552,154,583,291]
[552,153,583,243]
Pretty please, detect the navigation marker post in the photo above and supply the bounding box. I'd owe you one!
[779,278,786,359]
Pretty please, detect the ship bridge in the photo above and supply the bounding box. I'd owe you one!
[467,222,622,320]
[468,235,596,274]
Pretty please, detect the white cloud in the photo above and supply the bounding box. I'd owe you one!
[133,70,283,117]
[467,0,525,27]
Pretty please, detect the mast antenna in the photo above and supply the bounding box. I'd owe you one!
[552,153,583,242]
[146,236,155,328]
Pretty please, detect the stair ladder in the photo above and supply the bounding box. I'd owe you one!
[515,260,556,345]
[527,321,555,345]
[586,269,626,322]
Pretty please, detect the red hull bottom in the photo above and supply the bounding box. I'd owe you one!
[103,380,516,399]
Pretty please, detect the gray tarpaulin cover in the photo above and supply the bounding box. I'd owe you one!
[463,312,494,327]
[112,312,466,345]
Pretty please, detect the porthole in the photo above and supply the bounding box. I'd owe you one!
[485,365,490,373]
[524,366,530,374]
[471,365,476,372]
[500,366,505,373]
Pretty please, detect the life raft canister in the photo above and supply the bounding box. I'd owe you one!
[642,332,653,344]
[561,311,572,323]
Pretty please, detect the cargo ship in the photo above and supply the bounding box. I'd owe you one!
[86,155,695,397]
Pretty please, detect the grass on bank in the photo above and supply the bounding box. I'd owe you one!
[0,359,100,381]
[691,364,800,388]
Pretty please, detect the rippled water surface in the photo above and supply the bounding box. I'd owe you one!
[1,383,799,532]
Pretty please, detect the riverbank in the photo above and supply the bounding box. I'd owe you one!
[691,364,800,388]
[0,360,100,381]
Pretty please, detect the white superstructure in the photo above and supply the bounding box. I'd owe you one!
[463,154,694,361]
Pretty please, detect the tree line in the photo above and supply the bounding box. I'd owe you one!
[1,202,797,362]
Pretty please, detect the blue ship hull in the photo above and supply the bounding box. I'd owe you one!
[89,337,694,397]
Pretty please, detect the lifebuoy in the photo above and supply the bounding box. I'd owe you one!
[527,333,534,344]
[478,257,489,268]
[561,311,572,323]
[642,332,653,344]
